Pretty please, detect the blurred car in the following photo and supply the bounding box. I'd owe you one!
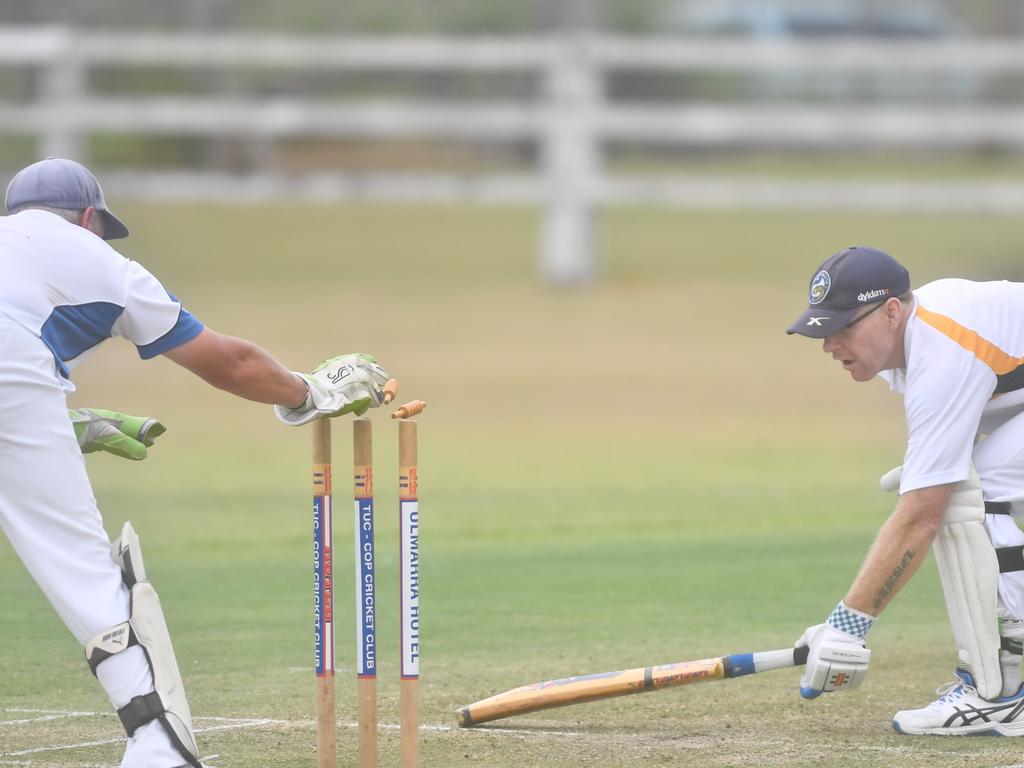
[658,0,977,101]
[664,0,968,40]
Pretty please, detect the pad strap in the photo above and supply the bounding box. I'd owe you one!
[118,691,164,736]
[1002,637,1024,656]
[117,696,204,768]
[997,546,1024,574]
[986,501,1012,515]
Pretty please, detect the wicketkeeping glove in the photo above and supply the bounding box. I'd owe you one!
[796,601,873,699]
[69,408,166,461]
[274,353,392,426]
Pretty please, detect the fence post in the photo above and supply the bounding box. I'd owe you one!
[540,30,601,286]
[38,28,86,160]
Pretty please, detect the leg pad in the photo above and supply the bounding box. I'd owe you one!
[86,522,202,768]
[932,470,1003,700]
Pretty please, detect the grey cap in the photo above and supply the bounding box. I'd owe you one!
[5,158,129,240]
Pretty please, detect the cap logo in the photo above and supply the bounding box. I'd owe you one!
[808,271,831,305]
[857,289,889,302]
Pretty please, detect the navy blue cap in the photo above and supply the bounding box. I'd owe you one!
[5,158,128,240]
[787,246,910,338]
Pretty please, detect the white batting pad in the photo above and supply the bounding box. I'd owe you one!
[933,470,1003,700]
[112,522,201,766]
[130,581,200,760]
[112,519,147,584]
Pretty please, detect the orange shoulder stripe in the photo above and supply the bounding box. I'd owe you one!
[915,305,1024,376]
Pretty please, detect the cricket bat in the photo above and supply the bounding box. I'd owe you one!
[456,645,809,727]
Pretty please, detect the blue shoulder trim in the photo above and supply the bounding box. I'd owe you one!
[41,302,125,378]
[137,308,204,359]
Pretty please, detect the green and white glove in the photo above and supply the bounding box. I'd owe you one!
[275,354,391,427]
[69,408,166,461]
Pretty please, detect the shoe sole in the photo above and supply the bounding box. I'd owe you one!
[893,719,1024,737]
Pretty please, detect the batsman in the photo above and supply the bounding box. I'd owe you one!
[787,246,1024,735]
[0,158,394,767]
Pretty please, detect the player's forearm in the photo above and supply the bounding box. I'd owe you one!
[843,487,949,616]
[164,329,307,407]
[215,338,307,406]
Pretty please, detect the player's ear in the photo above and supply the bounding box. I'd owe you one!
[885,297,902,327]
[79,207,104,238]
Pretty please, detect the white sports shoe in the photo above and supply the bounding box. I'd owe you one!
[893,669,1024,736]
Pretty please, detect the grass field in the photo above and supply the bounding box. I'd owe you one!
[2,204,1024,767]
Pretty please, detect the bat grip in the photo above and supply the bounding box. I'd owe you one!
[793,645,810,666]
[723,645,810,678]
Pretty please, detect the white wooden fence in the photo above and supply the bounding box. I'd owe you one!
[3,26,1024,283]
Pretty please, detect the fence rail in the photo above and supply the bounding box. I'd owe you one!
[2,26,1024,283]
[9,27,1024,70]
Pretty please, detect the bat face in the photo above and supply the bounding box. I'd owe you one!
[526,669,625,692]
[457,647,806,727]
[457,658,724,727]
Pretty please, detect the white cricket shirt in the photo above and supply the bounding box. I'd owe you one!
[880,278,1024,494]
[0,209,203,391]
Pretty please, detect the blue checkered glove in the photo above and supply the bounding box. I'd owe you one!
[796,602,873,699]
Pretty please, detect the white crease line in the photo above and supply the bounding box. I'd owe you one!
[0,713,96,727]
[444,723,976,756]
[0,761,117,768]
[195,719,286,735]
[0,714,284,758]
[0,710,102,722]
[1,708,581,739]
[5,737,125,758]
[0,760,213,768]
[445,724,585,737]
[1,710,964,761]
[369,721,581,737]
[0,709,938,749]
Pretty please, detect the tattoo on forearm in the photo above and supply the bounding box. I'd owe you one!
[873,550,915,612]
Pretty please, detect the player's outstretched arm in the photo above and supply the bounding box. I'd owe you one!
[162,329,394,426]
[163,327,308,407]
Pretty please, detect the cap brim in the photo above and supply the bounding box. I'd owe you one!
[786,306,859,338]
[99,209,129,240]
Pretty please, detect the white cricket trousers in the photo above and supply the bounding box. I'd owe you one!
[0,319,185,768]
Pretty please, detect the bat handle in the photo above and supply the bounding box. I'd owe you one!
[723,645,810,678]
[752,646,810,671]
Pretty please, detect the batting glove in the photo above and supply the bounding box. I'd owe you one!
[796,601,873,699]
[70,408,166,461]
[275,354,391,426]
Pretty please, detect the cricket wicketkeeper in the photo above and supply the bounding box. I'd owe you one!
[0,158,393,767]
[787,245,1024,735]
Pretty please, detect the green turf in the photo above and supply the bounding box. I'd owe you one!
[1,204,1022,766]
